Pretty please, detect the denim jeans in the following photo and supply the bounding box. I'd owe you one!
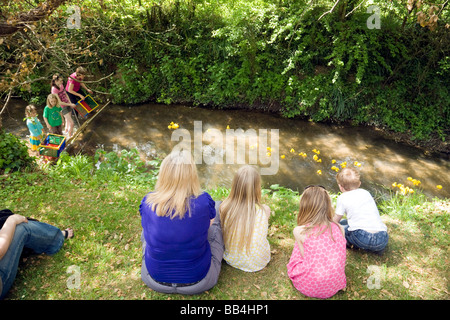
[340,220,388,254]
[0,221,65,299]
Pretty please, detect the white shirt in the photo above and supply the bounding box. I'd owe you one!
[335,188,387,232]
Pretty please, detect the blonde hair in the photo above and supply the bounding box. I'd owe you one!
[46,93,60,108]
[220,165,263,253]
[297,186,336,240]
[145,151,201,219]
[336,167,361,191]
[76,66,86,75]
[25,104,37,117]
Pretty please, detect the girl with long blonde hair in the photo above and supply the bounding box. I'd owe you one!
[43,93,64,135]
[145,150,201,219]
[287,186,347,299]
[220,165,271,272]
[140,151,224,295]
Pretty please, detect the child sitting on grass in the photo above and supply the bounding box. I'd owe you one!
[333,167,388,254]
[287,185,347,299]
[220,165,271,272]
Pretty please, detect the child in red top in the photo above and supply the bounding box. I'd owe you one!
[65,67,93,107]
[51,74,76,138]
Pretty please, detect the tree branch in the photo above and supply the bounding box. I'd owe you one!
[345,0,366,18]
[0,0,68,37]
[318,0,341,21]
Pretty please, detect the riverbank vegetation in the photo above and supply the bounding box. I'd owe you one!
[1,0,449,152]
[0,149,448,300]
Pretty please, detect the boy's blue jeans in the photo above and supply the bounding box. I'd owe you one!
[0,221,65,299]
[340,220,388,254]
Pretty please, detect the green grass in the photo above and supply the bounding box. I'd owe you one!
[0,152,448,300]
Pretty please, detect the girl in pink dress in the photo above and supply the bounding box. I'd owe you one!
[287,185,347,299]
[51,74,76,138]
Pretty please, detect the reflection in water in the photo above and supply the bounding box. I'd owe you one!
[3,99,449,198]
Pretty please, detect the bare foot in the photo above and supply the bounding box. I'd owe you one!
[62,228,74,239]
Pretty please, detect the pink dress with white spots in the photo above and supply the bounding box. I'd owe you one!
[287,223,347,299]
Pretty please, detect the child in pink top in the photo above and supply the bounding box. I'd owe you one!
[51,74,76,138]
[65,67,93,110]
[287,185,347,299]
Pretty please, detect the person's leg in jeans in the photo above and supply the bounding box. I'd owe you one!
[0,221,65,299]
[339,219,354,248]
[339,222,388,254]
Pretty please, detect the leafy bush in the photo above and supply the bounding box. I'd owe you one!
[0,129,35,173]
[14,0,450,142]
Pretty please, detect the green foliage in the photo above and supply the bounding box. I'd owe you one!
[0,129,35,174]
[16,0,450,142]
[0,150,448,300]
[50,147,161,187]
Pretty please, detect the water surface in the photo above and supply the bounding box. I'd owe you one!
[3,99,449,199]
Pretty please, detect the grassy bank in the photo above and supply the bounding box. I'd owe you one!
[0,151,448,300]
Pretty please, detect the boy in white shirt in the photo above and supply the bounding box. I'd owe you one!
[333,168,388,254]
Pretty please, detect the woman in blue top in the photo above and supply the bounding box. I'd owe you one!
[140,150,224,294]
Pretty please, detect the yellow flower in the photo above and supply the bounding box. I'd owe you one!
[313,154,318,161]
[266,152,271,157]
[298,152,307,158]
[290,148,295,153]
[331,159,336,164]
[317,159,322,163]
[392,182,397,188]
[267,147,272,152]
[354,161,361,167]
[340,162,347,168]
[168,122,179,129]
[312,149,320,154]
[331,166,339,172]
[436,185,443,190]
[407,177,413,181]
[281,155,285,159]
[226,125,230,129]
[317,170,322,175]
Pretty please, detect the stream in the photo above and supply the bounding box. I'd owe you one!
[3,98,449,199]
